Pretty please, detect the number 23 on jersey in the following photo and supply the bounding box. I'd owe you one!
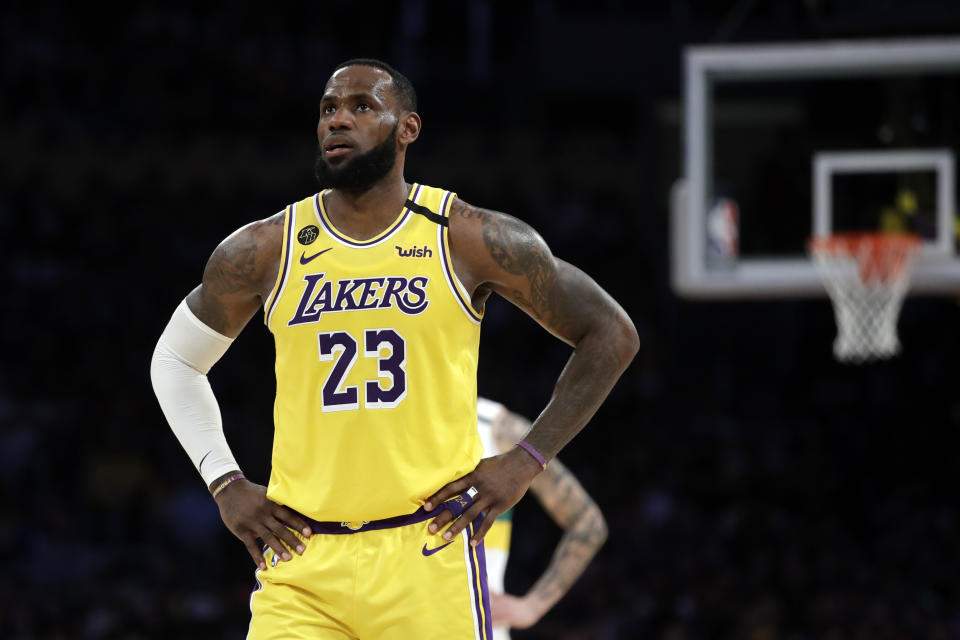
[318,328,407,412]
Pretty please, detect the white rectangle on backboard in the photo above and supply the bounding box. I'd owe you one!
[813,150,955,258]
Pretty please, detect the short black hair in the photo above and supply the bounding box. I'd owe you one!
[333,58,418,113]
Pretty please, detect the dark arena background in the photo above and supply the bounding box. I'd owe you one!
[5,2,960,639]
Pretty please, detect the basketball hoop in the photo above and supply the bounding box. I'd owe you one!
[808,232,922,362]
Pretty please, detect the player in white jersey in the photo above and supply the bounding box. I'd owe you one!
[477,398,607,639]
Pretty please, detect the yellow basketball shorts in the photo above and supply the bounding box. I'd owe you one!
[248,493,493,639]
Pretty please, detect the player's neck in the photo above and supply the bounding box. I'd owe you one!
[325,171,412,241]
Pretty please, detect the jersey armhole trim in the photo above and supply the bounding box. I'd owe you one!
[438,192,483,324]
[263,204,295,330]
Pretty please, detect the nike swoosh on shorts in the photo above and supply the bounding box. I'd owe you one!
[300,247,332,264]
[421,540,456,556]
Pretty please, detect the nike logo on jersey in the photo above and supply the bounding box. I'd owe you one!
[396,245,433,258]
[300,247,332,265]
[421,539,456,556]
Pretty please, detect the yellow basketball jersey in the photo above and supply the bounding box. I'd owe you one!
[262,184,483,522]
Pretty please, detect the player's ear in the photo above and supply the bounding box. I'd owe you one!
[397,112,421,146]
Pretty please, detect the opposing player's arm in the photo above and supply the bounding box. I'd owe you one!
[490,408,608,628]
[152,211,313,570]
[425,199,637,544]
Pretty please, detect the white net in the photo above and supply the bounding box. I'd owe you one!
[809,234,921,363]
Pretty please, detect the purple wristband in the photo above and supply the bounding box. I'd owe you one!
[517,440,547,470]
[211,472,245,498]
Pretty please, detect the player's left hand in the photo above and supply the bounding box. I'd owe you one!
[490,592,543,629]
[424,447,542,546]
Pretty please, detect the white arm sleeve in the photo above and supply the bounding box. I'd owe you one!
[150,300,240,486]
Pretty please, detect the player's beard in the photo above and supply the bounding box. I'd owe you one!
[314,123,399,191]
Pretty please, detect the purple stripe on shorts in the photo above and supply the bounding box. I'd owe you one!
[466,518,492,639]
[473,525,493,639]
[293,491,475,535]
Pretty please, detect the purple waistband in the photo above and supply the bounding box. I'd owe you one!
[299,492,475,535]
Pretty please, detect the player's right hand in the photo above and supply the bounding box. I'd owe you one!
[424,447,543,546]
[213,479,313,571]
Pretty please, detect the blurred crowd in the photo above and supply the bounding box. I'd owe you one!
[5,2,960,639]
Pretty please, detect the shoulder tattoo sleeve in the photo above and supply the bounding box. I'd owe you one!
[205,227,260,297]
[192,213,283,335]
[450,199,557,321]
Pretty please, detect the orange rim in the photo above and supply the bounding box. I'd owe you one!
[808,232,922,283]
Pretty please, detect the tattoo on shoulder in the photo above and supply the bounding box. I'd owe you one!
[449,198,486,221]
[480,214,533,277]
[191,213,284,334]
[205,212,284,297]
[206,227,260,296]
[454,200,556,315]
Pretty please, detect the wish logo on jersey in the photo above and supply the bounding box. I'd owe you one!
[288,273,430,326]
[396,245,433,258]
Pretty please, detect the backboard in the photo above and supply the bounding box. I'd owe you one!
[672,38,960,298]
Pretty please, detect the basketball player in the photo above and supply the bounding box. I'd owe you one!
[151,58,638,639]
[477,398,607,639]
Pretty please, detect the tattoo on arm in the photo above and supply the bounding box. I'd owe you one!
[530,505,607,606]
[452,199,631,361]
[480,212,555,320]
[527,456,608,609]
[449,199,558,322]
[512,259,635,461]
[206,229,259,296]
[189,213,283,336]
[492,409,608,610]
